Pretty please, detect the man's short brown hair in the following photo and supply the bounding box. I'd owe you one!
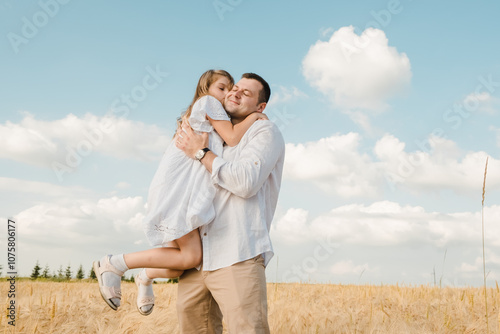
[241,73,271,104]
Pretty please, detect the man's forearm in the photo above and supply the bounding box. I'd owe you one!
[199,151,215,173]
[208,123,285,199]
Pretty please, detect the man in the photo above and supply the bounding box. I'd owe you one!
[175,72,285,333]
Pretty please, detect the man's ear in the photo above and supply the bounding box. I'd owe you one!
[256,102,267,113]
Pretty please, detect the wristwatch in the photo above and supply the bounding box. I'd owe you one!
[195,147,210,161]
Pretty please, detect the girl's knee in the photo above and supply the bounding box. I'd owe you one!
[165,268,184,279]
[177,230,202,269]
[182,249,202,269]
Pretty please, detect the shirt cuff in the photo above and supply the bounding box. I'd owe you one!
[211,156,226,185]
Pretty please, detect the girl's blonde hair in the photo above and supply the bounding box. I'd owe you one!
[177,69,234,130]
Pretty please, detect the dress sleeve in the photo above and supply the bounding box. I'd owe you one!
[189,95,230,133]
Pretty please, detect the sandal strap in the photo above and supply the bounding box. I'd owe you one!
[137,296,155,307]
[101,285,122,300]
[100,256,125,277]
[135,271,155,310]
[135,272,153,286]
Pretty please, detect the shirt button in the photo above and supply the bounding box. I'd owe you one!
[204,233,207,236]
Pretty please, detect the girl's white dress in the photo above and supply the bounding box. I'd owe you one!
[143,95,230,247]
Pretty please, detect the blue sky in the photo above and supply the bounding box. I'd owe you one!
[1,0,500,286]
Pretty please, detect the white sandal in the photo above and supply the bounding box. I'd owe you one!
[135,271,155,316]
[93,255,125,311]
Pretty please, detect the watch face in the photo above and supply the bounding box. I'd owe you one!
[195,149,204,160]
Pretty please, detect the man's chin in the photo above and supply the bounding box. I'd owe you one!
[224,107,236,116]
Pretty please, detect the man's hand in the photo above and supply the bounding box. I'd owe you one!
[175,121,209,159]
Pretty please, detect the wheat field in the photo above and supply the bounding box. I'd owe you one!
[2,280,500,333]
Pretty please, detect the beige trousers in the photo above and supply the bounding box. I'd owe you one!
[176,255,270,334]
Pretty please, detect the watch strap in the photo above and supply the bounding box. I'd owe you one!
[196,147,210,161]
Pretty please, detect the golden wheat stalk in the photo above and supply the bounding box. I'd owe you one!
[481,156,489,333]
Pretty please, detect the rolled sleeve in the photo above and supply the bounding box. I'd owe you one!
[211,121,285,198]
[211,156,227,185]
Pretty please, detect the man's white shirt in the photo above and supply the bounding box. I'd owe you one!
[199,120,285,271]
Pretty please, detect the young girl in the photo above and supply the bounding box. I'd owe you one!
[93,69,268,315]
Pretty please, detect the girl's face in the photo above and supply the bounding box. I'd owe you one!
[208,76,232,104]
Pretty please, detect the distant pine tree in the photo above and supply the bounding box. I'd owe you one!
[65,264,72,280]
[89,267,97,280]
[57,265,64,280]
[42,264,50,279]
[121,274,135,282]
[76,265,85,280]
[30,261,41,280]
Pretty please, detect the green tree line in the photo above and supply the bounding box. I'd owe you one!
[3,261,177,283]
[28,261,136,282]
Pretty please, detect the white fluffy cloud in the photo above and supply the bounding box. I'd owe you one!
[268,86,308,106]
[284,132,500,196]
[0,176,91,198]
[463,92,498,114]
[15,196,146,244]
[374,134,499,191]
[272,208,311,243]
[11,195,148,276]
[273,202,500,248]
[284,132,381,197]
[0,112,171,168]
[270,202,500,284]
[330,260,373,276]
[456,252,500,282]
[302,26,411,111]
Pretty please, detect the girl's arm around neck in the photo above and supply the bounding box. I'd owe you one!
[208,112,268,147]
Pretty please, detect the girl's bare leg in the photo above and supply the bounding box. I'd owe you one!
[130,232,200,315]
[146,268,184,279]
[124,229,202,270]
[142,240,184,279]
[94,230,201,312]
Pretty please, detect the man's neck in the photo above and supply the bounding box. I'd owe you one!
[231,117,244,125]
[231,111,257,125]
